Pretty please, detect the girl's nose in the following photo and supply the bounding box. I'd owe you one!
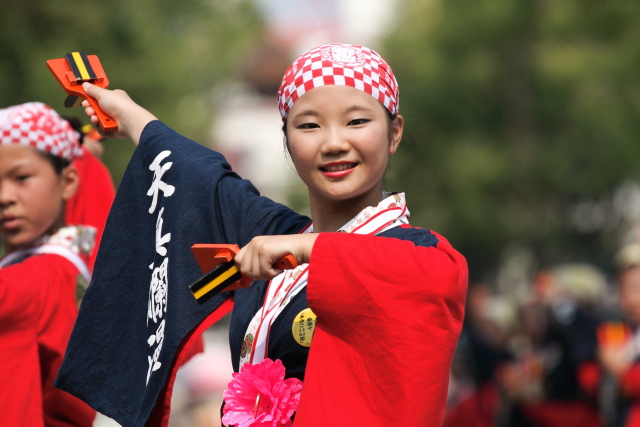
[321,128,350,155]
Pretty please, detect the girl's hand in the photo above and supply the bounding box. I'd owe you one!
[81,83,157,144]
[235,234,318,281]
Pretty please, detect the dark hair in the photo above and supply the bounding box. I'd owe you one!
[36,151,71,175]
[61,115,85,145]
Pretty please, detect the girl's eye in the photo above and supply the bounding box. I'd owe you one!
[348,118,370,126]
[16,175,30,182]
[298,123,319,130]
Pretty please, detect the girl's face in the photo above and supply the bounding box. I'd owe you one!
[0,144,78,253]
[286,85,403,209]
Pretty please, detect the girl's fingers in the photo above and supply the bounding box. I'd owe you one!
[234,246,246,267]
[252,247,264,279]
[82,82,103,98]
[236,240,283,281]
[236,234,316,281]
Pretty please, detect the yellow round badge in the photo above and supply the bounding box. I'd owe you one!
[292,308,317,348]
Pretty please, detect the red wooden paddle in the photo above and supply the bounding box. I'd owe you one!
[47,52,117,133]
[189,244,297,304]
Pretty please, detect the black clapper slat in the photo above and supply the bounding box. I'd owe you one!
[65,52,97,82]
[189,260,243,304]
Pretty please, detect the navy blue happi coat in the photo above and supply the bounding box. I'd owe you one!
[55,121,309,426]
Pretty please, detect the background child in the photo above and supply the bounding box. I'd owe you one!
[0,102,95,426]
[62,118,116,270]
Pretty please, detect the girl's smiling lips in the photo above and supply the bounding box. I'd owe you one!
[319,162,357,178]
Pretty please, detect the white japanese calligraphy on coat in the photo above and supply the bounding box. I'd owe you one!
[145,151,175,385]
[147,150,175,214]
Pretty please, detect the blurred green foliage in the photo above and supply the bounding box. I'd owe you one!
[3,0,639,281]
[0,0,264,185]
[384,0,640,280]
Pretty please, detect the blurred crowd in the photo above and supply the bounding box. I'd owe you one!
[443,244,640,427]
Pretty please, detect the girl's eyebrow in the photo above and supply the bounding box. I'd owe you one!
[291,109,319,119]
[293,105,373,120]
[7,161,31,175]
[343,105,373,114]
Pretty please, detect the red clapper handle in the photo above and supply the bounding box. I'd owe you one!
[191,245,298,273]
[274,254,298,270]
[191,244,298,293]
[46,53,117,133]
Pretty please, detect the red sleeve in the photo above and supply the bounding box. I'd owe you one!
[0,261,44,426]
[65,147,116,270]
[295,231,468,427]
[0,255,95,427]
[0,259,39,321]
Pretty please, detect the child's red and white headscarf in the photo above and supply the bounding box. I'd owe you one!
[0,102,83,162]
[277,43,399,121]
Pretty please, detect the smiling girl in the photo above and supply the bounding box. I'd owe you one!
[0,102,95,426]
[57,44,468,427]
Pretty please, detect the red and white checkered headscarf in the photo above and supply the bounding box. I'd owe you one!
[277,43,399,121]
[0,102,82,162]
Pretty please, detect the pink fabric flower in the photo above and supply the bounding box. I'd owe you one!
[222,358,303,427]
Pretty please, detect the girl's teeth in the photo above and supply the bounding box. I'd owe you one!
[326,164,352,172]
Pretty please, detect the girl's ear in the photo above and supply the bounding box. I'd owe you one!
[389,115,404,155]
[61,164,80,201]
